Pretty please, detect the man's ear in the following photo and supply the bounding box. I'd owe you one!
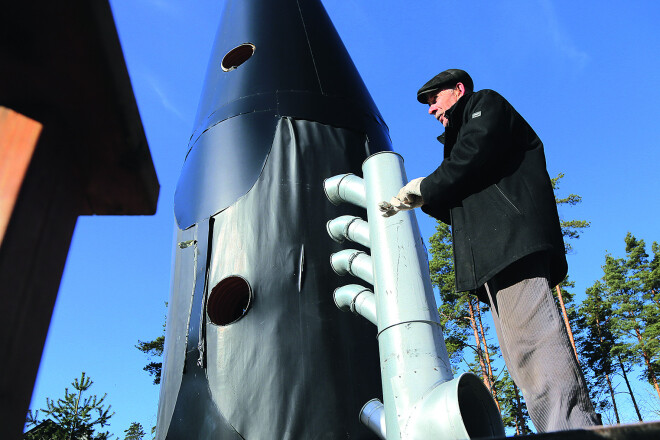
[455,82,466,97]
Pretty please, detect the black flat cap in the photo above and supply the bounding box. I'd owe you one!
[416,69,474,103]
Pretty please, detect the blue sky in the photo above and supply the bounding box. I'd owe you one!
[29,0,659,435]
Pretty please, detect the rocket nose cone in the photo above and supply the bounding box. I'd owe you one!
[175,0,392,229]
[192,0,381,133]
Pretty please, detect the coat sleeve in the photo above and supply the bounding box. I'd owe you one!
[420,90,514,210]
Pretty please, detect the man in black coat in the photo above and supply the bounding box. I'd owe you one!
[380,69,599,432]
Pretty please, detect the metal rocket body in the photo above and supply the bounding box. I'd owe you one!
[157,0,389,438]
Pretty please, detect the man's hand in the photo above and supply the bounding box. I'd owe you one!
[378,197,413,217]
[396,177,424,205]
[378,177,425,217]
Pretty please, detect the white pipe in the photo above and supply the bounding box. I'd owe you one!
[333,284,377,325]
[323,173,366,208]
[404,374,504,439]
[361,152,504,439]
[323,155,502,439]
[360,399,386,440]
[330,249,373,285]
[326,215,370,247]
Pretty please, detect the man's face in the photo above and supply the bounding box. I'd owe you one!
[427,87,459,127]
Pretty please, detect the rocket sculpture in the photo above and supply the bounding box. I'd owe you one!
[157,0,384,438]
[157,0,503,439]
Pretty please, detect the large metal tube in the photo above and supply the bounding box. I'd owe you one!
[330,249,374,285]
[333,284,377,325]
[323,173,366,208]
[361,151,504,439]
[404,374,505,439]
[326,215,370,248]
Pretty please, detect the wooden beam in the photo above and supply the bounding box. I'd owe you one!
[0,107,42,247]
[0,122,81,440]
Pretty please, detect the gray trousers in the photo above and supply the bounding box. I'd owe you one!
[484,253,600,432]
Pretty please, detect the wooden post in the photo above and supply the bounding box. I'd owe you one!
[0,107,42,247]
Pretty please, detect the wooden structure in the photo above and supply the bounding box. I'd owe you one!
[0,2,159,439]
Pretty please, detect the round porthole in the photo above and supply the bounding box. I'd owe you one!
[221,43,255,72]
[207,276,252,325]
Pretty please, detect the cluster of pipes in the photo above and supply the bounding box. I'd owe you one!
[324,151,505,440]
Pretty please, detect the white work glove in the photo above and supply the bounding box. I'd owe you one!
[378,177,425,217]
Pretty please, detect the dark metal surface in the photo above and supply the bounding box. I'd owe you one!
[191,0,383,135]
[164,118,387,439]
[175,112,278,229]
[174,0,390,229]
[157,221,244,439]
[203,118,381,438]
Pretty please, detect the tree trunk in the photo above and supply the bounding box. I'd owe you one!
[514,410,520,436]
[628,312,660,399]
[638,341,660,399]
[617,355,643,422]
[70,387,82,440]
[467,297,491,393]
[475,301,500,411]
[555,285,580,364]
[513,383,529,435]
[604,372,620,424]
[595,316,620,424]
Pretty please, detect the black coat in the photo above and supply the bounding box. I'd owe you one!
[419,89,567,294]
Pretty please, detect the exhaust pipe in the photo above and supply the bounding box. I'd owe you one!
[360,399,386,440]
[326,215,370,247]
[323,173,366,207]
[404,374,505,439]
[330,249,373,285]
[333,284,377,325]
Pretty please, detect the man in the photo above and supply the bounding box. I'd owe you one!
[380,69,600,432]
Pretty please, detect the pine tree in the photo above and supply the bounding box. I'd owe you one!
[429,223,471,364]
[577,281,621,423]
[136,303,167,385]
[498,370,532,435]
[615,352,643,422]
[136,336,164,385]
[551,173,590,363]
[124,422,146,440]
[646,242,660,380]
[25,372,114,440]
[605,235,660,400]
[630,237,660,390]
[551,173,590,254]
[601,253,646,418]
